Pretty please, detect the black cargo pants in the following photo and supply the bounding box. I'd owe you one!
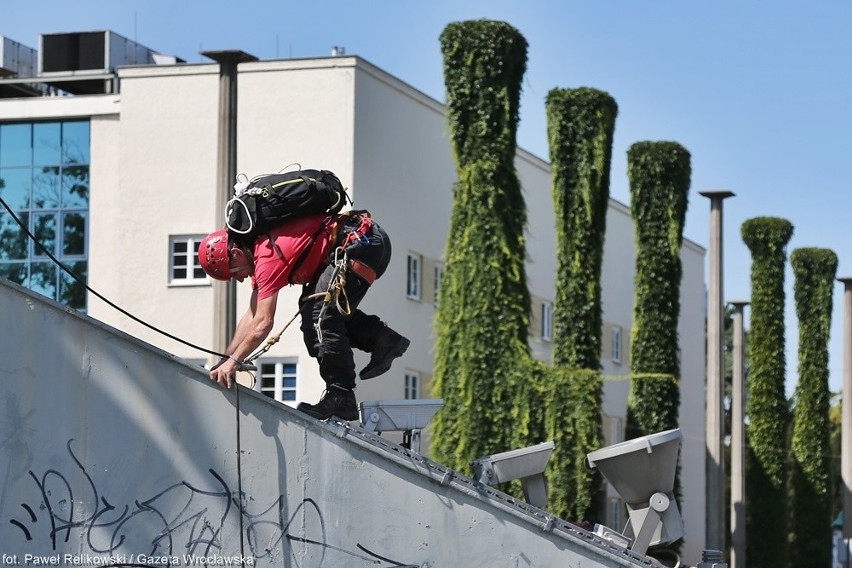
[299,219,392,389]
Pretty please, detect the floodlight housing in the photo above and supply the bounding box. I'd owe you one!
[359,399,443,452]
[586,428,684,556]
[471,441,555,509]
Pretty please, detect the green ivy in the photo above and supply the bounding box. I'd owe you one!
[741,216,793,568]
[789,247,836,566]
[625,373,681,439]
[544,87,617,523]
[432,20,533,471]
[546,87,618,370]
[542,367,604,522]
[626,141,690,426]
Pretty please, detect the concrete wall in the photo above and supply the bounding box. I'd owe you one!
[0,278,658,567]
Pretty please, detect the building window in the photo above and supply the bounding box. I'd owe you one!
[541,301,553,342]
[433,263,443,306]
[611,325,622,364]
[404,372,420,400]
[169,235,207,284]
[609,498,623,531]
[258,361,298,402]
[610,416,623,445]
[407,253,421,300]
[0,120,90,311]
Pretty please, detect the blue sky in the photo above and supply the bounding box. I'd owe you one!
[5,1,852,396]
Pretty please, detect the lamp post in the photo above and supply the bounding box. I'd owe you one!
[729,300,749,568]
[201,49,258,353]
[699,189,734,552]
[838,277,852,552]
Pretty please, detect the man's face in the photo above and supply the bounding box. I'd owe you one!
[228,248,253,282]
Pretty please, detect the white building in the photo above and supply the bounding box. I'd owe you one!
[0,30,707,563]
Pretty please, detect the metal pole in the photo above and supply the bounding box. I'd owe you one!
[699,189,734,552]
[838,277,852,547]
[729,300,748,568]
[202,50,258,353]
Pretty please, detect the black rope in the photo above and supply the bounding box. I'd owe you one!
[0,195,229,360]
[235,385,246,556]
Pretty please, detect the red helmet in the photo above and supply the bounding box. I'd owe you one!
[199,230,231,281]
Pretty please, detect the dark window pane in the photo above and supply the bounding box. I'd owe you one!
[282,391,296,401]
[173,267,187,279]
[32,166,60,208]
[173,241,187,254]
[174,255,187,267]
[0,211,28,260]
[59,261,87,310]
[0,263,26,285]
[193,267,206,279]
[27,262,57,300]
[62,213,86,256]
[62,122,90,165]
[33,122,61,166]
[32,213,57,257]
[0,124,32,167]
[62,165,89,208]
[284,377,296,388]
[0,168,31,209]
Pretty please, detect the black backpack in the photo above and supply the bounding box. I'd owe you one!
[225,169,348,245]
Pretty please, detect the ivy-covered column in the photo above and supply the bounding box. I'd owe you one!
[546,87,617,370]
[626,141,690,438]
[432,20,532,471]
[790,247,836,567]
[741,216,793,568]
[543,87,617,523]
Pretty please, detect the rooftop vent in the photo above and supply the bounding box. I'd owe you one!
[38,30,183,95]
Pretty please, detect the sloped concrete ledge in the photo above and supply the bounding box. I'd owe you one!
[0,278,657,567]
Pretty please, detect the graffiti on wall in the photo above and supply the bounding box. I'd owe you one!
[5,439,419,567]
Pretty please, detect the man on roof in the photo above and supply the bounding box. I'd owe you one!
[198,209,410,422]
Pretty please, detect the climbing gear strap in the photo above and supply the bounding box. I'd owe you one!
[314,246,351,342]
[348,259,377,284]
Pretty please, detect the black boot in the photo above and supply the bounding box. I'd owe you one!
[360,329,410,380]
[297,384,359,421]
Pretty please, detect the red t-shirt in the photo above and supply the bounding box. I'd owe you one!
[251,214,336,300]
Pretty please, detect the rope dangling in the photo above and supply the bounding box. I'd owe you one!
[314,246,351,342]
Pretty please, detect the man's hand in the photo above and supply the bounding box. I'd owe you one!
[209,357,240,389]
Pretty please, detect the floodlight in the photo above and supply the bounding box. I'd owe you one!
[471,441,555,509]
[359,399,443,452]
[586,428,684,556]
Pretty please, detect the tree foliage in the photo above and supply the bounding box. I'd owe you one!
[432,19,533,471]
[741,216,794,568]
[789,247,836,566]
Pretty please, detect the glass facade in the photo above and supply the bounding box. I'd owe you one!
[0,120,90,310]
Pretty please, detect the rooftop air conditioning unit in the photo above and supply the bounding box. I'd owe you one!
[38,30,162,94]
